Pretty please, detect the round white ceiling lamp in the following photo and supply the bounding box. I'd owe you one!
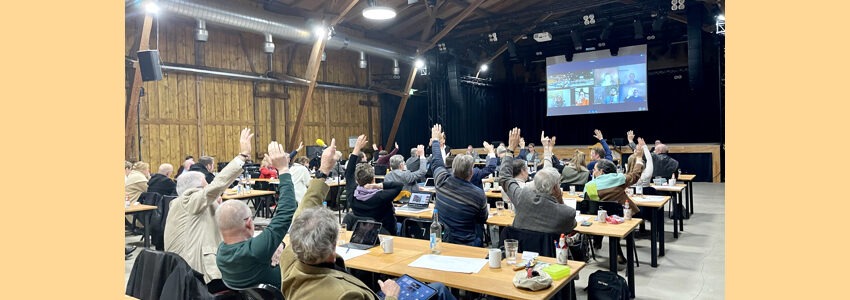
[363,0,397,20]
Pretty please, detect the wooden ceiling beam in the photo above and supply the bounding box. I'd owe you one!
[331,0,361,26]
[385,66,418,147]
[289,23,329,149]
[423,0,486,50]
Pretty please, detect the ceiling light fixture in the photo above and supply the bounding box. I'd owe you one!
[363,0,397,20]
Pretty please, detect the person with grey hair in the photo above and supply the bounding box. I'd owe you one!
[405,147,422,172]
[329,150,346,178]
[165,128,255,293]
[344,135,404,236]
[147,163,177,196]
[215,140,297,289]
[498,129,576,234]
[430,124,488,247]
[189,155,217,184]
[384,145,427,192]
[279,138,456,300]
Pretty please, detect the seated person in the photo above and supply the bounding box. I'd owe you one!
[345,136,404,236]
[650,144,679,180]
[259,155,278,179]
[165,128,255,293]
[465,145,479,157]
[405,147,422,173]
[499,130,576,234]
[189,156,217,184]
[430,124,488,247]
[372,143,399,175]
[279,137,456,300]
[147,163,177,196]
[216,141,298,289]
[329,150,346,178]
[125,161,150,204]
[383,145,427,192]
[290,156,312,204]
[175,156,193,178]
[500,158,531,204]
[586,129,613,180]
[469,142,499,189]
[549,150,590,188]
[625,131,654,187]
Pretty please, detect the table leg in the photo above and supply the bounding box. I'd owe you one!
[672,193,679,239]
[568,280,576,300]
[688,181,694,215]
[683,188,690,219]
[144,211,151,248]
[609,237,619,273]
[650,208,658,267]
[659,206,666,256]
[677,192,684,232]
[626,233,635,298]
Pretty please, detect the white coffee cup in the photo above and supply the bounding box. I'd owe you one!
[488,248,502,268]
[380,236,394,254]
[569,185,576,196]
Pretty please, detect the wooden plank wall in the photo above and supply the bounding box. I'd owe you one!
[126,9,381,172]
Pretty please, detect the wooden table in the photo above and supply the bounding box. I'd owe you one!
[629,195,671,267]
[677,174,696,215]
[650,183,686,237]
[125,204,157,248]
[486,212,642,298]
[339,232,586,300]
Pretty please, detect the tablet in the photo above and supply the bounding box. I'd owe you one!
[396,274,437,300]
[424,178,435,187]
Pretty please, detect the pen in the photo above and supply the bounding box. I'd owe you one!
[345,245,350,254]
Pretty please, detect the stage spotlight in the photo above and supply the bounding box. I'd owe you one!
[144,1,159,14]
[313,26,326,39]
[414,58,425,69]
[571,30,582,51]
[488,32,498,42]
[633,19,644,39]
[437,43,447,52]
[479,64,489,72]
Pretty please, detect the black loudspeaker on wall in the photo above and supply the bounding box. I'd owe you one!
[137,50,163,82]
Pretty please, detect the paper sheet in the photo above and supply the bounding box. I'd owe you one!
[575,216,589,223]
[335,246,370,261]
[630,195,668,202]
[407,255,488,274]
[395,206,431,213]
[563,199,577,209]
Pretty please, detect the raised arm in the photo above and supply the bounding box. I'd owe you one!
[192,128,253,214]
[626,130,636,151]
[637,138,653,184]
[477,142,498,177]
[428,124,449,182]
[624,141,645,187]
[594,129,613,160]
[497,128,524,202]
[295,139,337,217]
[252,142,295,256]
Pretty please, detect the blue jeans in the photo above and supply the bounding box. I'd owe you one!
[378,282,456,300]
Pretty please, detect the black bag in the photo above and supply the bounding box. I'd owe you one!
[567,233,592,262]
[587,270,629,300]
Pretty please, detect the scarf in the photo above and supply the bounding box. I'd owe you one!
[583,173,625,201]
[354,186,381,201]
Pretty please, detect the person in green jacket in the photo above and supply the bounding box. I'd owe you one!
[215,141,298,289]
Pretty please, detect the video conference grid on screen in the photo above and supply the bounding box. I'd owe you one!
[546,45,648,116]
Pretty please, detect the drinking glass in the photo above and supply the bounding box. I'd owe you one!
[504,239,519,265]
[338,223,347,246]
[495,201,505,215]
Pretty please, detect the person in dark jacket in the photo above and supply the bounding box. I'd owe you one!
[429,124,488,247]
[175,156,194,178]
[189,156,216,184]
[148,163,177,196]
[346,136,403,235]
[586,129,613,180]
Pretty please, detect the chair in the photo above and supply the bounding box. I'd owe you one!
[136,192,164,244]
[336,187,349,223]
[251,181,275,218]
[153,195,178,250]
[237,284,284,300]
[560,183,585,193]
[126,249,215,300]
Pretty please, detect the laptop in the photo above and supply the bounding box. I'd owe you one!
[339,220,382,250]
[424,178,435,187]
[407,193,431,209]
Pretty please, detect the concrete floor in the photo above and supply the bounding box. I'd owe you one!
[125,182,724,299]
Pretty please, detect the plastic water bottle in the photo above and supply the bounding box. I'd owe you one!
[322,201,328,208]
[430,209,442,254]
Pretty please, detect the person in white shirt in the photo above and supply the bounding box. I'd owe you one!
[290,156,311,203]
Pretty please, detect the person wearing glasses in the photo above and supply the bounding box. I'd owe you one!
[164,128,255,293]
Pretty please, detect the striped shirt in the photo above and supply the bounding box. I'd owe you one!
[429,140,488,247]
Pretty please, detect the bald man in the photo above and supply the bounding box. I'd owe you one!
[147,163,177,196]
[649,144,679,179]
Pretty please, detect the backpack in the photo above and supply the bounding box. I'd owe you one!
[587,270,629,300]
[567,233,593,262]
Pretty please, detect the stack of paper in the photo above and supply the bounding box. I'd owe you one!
[631,195,667,202]
[407,255,488,274]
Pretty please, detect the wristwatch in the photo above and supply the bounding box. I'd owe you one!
[314,170,329,179]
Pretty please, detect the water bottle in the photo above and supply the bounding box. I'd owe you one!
[430,209,442,254]
[322,201,328,208]
[617,165,623,174]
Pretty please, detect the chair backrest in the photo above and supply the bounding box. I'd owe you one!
[127,249,213,300]
[499,226,563,258]
[238,284,284,300]
[154,195,179,250]
[578,199,624,217]
[253,181,271,191]
[138,192,164,230]
[337,187,348,211]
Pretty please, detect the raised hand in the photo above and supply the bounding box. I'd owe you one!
[297,141,304,152]
[353,135,368,155]
[416,144,425,157]
[319,138,337,175]
[519,137,526,149]
[372,143,378,151]
[267,141,290,172]
[239,128,255,157]
[431,124,443,142]
[626,130,635,143]
[540,131,550,148]
[593,129,604,141]
[394,142,399,150]
[483,141,494,154]
[637,137,646,148]
[507,127,521,152]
